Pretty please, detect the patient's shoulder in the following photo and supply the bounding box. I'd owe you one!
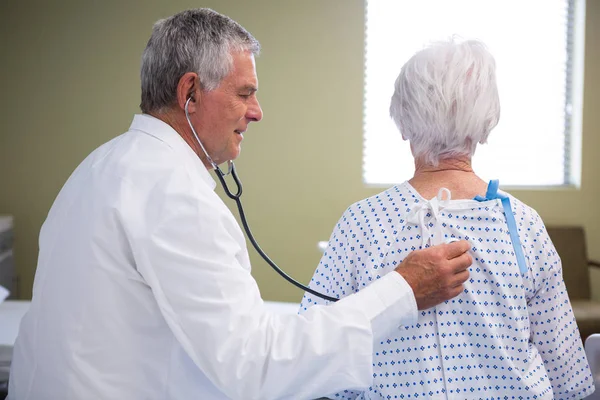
[504,192,545,229]
[342,181,417,220]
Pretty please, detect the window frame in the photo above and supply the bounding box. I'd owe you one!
[362,0,586,190]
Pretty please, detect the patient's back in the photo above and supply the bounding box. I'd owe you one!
[300,181,593,400]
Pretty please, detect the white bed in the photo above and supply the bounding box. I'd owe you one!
[0,301,29,382]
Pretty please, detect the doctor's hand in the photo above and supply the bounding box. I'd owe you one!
[394,241,471,310]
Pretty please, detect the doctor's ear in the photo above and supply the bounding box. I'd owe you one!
[176,72,200,111]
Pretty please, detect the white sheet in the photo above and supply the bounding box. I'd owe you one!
[0,286,8,304]
[0,301,29,381]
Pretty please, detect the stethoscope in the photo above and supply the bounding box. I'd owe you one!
[185,97,338,302]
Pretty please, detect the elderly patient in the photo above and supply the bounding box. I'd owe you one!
[300,39,593,399]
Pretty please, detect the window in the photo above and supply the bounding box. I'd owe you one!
[364,0,585,187]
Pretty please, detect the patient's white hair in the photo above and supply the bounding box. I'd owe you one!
[389,38,500,166]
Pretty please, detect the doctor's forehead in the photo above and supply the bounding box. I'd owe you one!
[225,52,259,87]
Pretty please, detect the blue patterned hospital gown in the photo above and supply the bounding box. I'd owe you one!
[300,181,594,400]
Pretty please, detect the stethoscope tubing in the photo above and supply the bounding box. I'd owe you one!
[214,165,339,302]
[185,98,338,302]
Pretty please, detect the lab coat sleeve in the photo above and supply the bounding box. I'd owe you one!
[524,212,594,399]
[130,168,417,400]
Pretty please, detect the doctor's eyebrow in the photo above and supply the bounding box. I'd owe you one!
[239,85,258,94]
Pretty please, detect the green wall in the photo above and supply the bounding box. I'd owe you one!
[1,0,599,303]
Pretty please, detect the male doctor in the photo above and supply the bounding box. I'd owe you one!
[8,8,471,400]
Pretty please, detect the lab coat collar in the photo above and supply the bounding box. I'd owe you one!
[129,114,216,190]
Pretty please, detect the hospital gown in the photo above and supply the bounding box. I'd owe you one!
[300,181,594,400]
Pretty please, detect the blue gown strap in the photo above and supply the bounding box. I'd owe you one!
[485,179,500,199]
[474,180,528,274]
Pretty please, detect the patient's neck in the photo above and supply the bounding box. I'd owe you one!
[409,156,488,200]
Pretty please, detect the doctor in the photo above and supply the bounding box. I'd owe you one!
[8,8,472,400]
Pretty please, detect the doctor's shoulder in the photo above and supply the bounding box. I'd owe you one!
[93,129,195,185]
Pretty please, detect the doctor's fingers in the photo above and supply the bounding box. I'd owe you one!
[442,240,470,259]
[446,252,472,274]
[450,269,470,288]
[446,284,466,300]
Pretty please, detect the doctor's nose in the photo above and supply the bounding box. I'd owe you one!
[246,97,263,123]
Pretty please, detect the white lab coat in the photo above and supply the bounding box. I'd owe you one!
[8,114,417,400]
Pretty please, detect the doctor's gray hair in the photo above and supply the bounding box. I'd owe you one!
[140,8,260,114]
[389,38,500,166]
